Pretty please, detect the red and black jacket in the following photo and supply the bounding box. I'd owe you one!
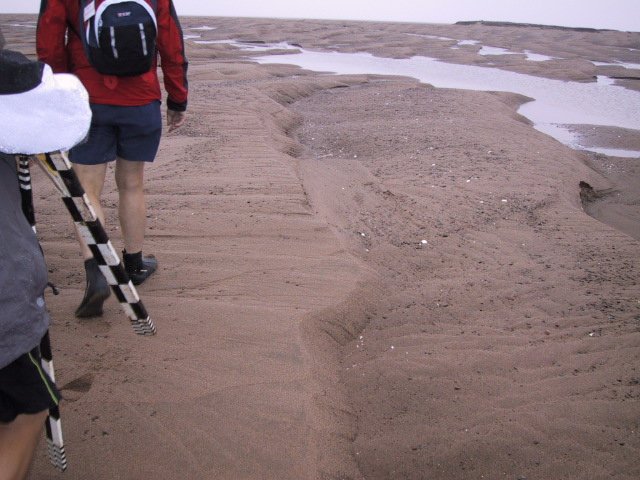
[37,0,188,111]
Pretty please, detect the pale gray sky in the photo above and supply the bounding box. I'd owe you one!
[2,0,639,32]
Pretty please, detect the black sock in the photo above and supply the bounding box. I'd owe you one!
[123,250,143,272]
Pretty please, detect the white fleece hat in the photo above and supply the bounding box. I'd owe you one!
[0,50,91,155]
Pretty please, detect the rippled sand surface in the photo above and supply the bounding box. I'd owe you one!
[2,15,639,480]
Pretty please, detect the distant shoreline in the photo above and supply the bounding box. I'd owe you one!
[455,20,620,33]
[0,11,637,33]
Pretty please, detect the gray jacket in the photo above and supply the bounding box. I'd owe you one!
[0,152,50,368]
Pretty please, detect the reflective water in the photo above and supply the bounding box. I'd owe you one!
[592,60,640,70]
[596,75,616,86]
[478,46,556,62]
[193,40,298,52]
[404,33,453,42]
[523,50,557,62]
[251,49,640,158]
[478,46,517,56]
[404,35,556,62]
[457,39,480,46]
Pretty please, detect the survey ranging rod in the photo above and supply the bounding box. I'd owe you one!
[33,151,156,335]
[16,155,67,471]
[16,151,157,470]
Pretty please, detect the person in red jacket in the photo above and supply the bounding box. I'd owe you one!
[37,0,188,318]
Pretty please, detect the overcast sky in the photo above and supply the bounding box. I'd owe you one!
[2,0,639,32]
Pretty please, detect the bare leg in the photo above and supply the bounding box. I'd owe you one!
[72,163,108,259]
[115,158,146,254]
[0,411,48,480]
[72,162,111,317]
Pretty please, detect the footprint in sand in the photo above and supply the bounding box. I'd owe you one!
[60,373,94,402]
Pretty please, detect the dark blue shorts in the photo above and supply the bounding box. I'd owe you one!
[70,101,162,164]
[0,345,61,423]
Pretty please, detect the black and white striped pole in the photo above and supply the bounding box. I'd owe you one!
[17,150,157,471]
[34,151,156,336]
[16,155,67,471]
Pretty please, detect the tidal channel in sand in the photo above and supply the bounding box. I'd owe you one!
[249,46,640,158]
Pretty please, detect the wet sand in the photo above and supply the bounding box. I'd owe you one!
[2,15,639,480]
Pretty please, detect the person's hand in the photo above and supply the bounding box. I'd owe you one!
[167,109,186,132]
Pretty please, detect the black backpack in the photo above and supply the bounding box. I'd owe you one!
[79,0,158,77]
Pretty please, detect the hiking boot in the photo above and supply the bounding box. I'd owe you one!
[75,258,111,318]
[123,251,157,286]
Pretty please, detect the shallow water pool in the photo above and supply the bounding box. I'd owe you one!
[251,49,640,158]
